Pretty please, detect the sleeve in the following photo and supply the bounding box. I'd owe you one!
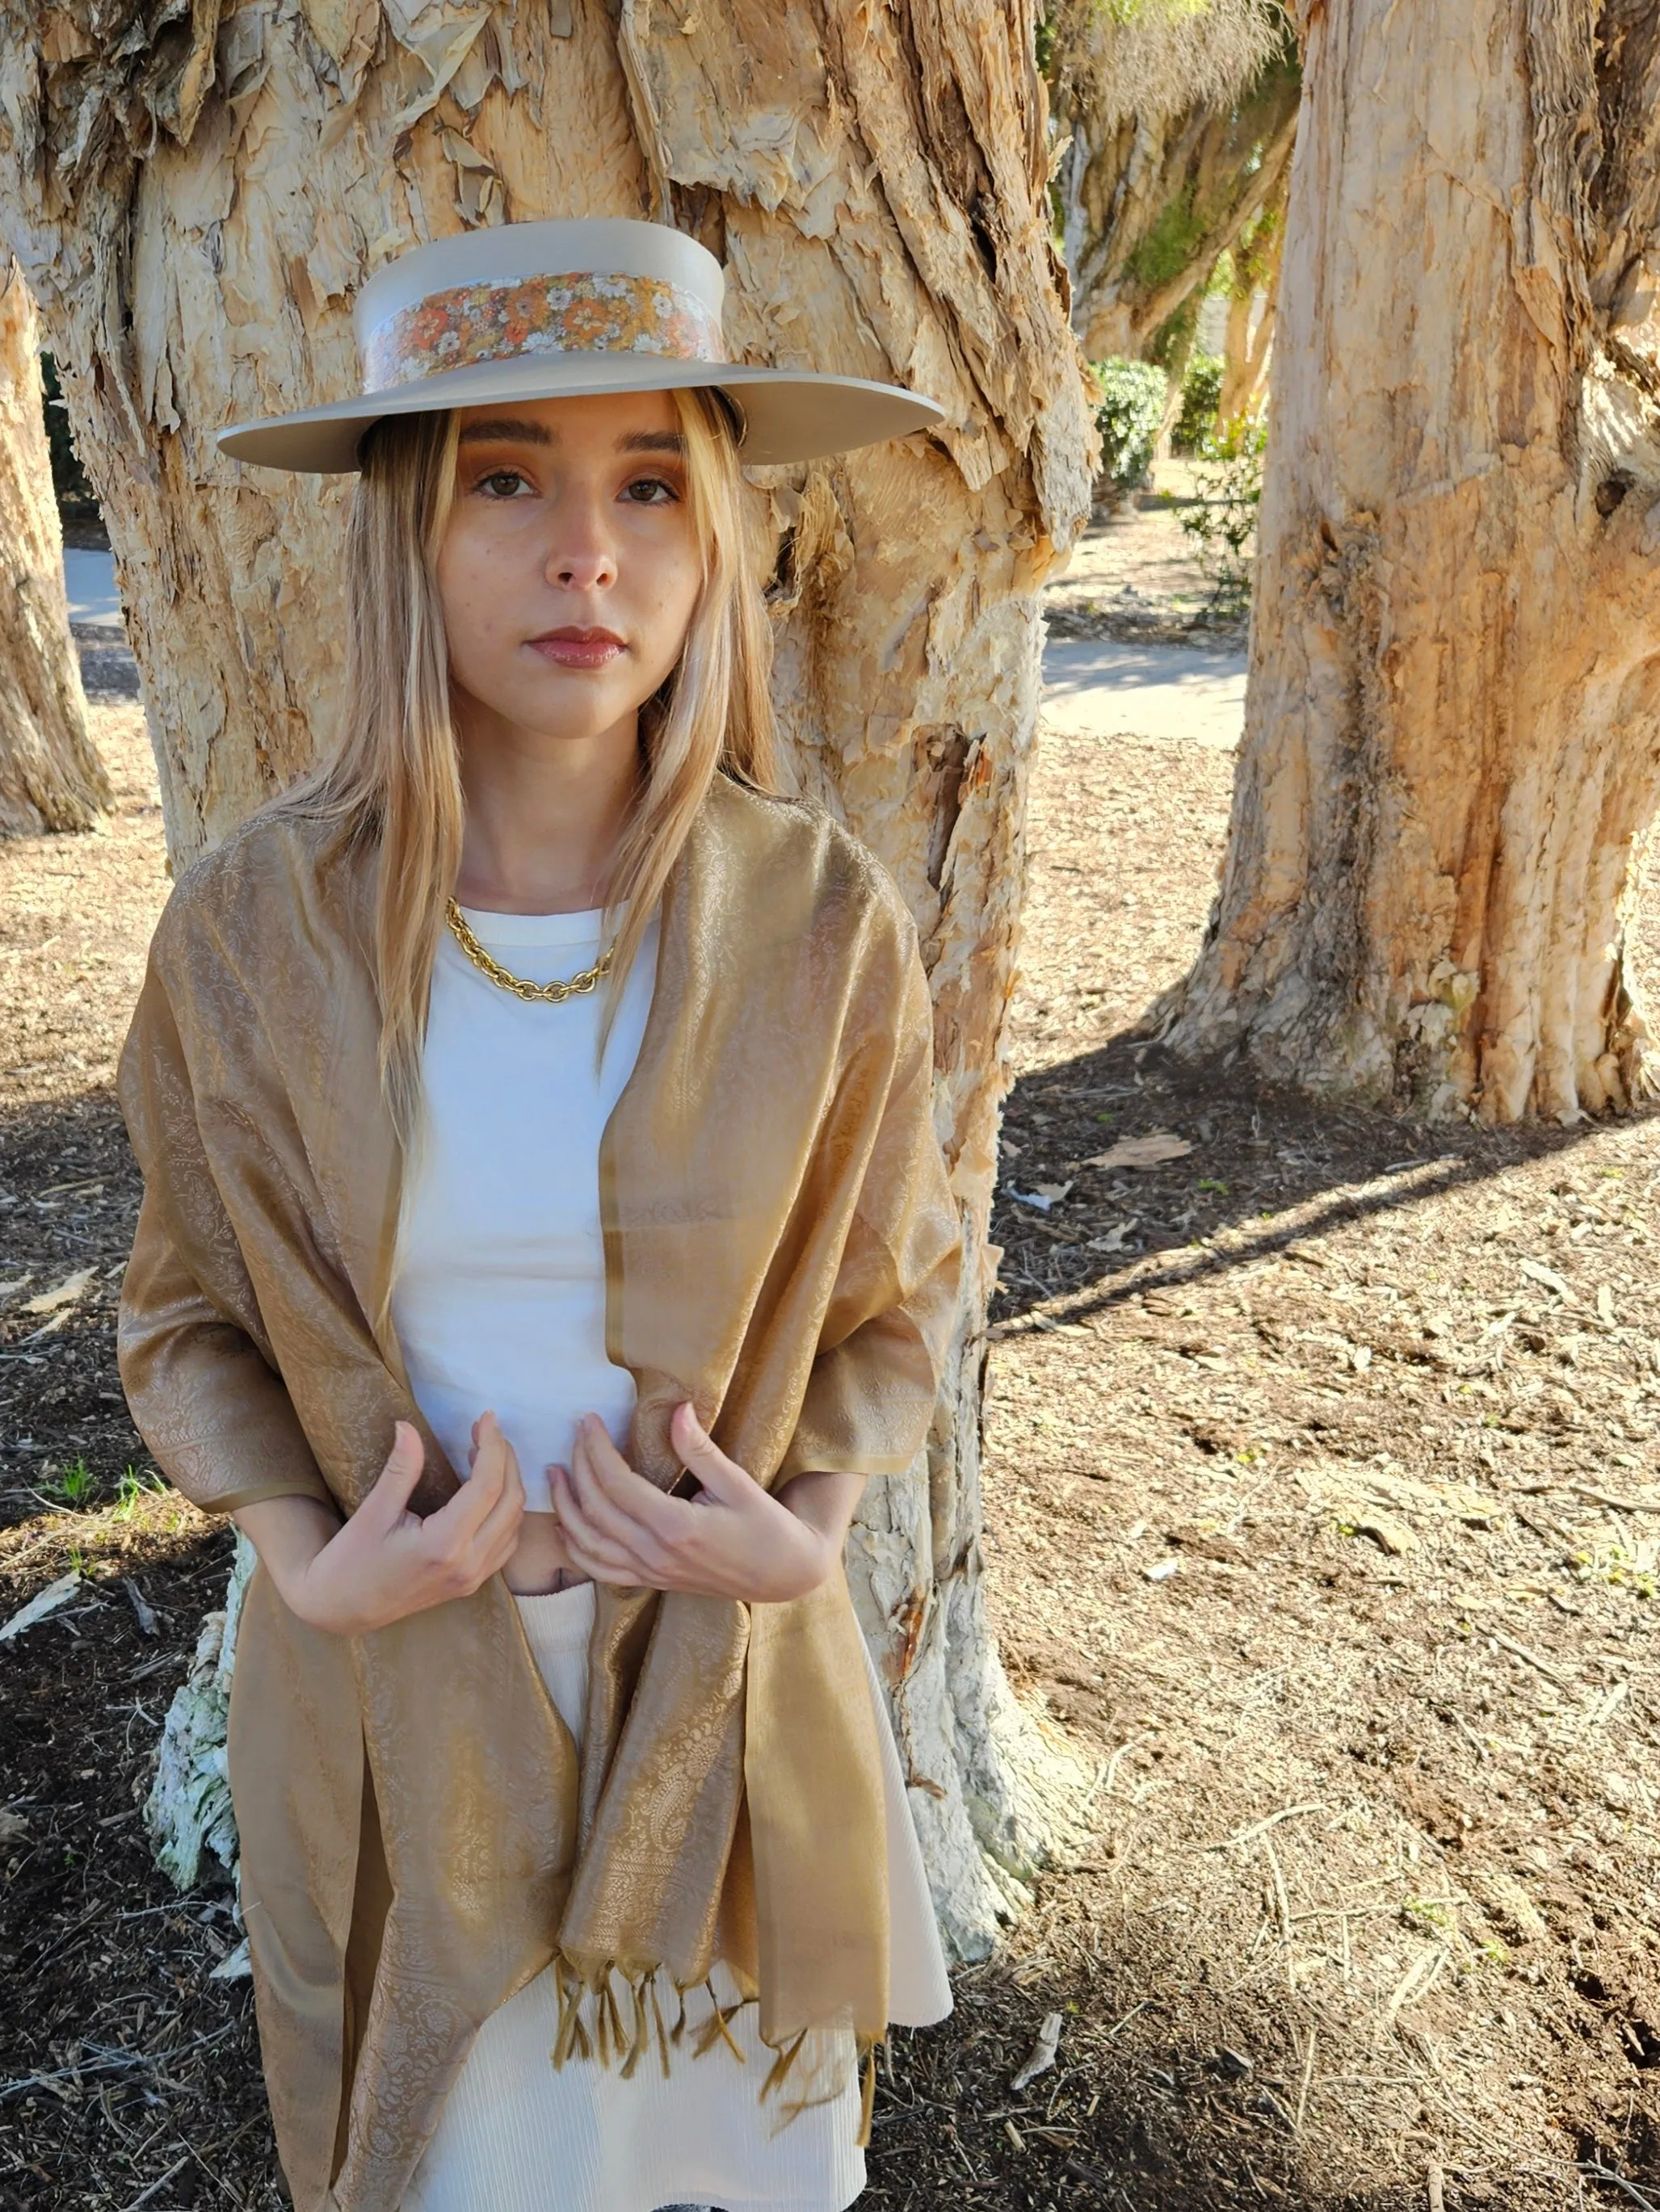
[116,940,338,1520]
[772,909,964,1484]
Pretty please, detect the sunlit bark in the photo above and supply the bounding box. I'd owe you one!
[0,267,107,836]
[1166,0,1660,1126]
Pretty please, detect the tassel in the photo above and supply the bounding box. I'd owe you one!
[620,1973,651,2080]
[551,1958,586,2071]
[595,1970,613,2068]
[855,2038,878,2148]
[690,1976,748,2063]
[649,1975,672,2080]
[759,2027,809,2103]
[670,1983,689,2046]
[603,1973,628,2069]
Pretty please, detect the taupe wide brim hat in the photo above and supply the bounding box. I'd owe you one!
[217,216,946,474]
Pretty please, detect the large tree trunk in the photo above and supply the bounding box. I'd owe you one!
[1164,0,1660,1126]
[0,266,107,836]
[1215,174,1285,422]
[0,2,1095,1950]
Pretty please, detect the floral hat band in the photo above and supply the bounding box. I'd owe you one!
[361,269,730,392]
[217,215,944,476]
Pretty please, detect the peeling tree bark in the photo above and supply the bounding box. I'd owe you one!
[0,0,1095,1950]
[0,267,107,837]
[1165,0,1660,1127]
[1216,177,1285,422]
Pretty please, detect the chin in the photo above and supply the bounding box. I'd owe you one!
[500,682,641,741]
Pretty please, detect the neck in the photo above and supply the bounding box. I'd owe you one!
[452,694,641,913]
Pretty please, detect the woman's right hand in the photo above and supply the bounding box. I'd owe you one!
[237,1412,526,1636]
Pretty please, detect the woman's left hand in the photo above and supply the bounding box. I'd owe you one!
[548,1402,847,1603]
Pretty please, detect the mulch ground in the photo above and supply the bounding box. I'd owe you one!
[2,552,1658,2211]
[1044,472,1251,645]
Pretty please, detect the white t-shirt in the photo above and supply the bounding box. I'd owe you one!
[390,892,952,2212]
[390,899,660,1513]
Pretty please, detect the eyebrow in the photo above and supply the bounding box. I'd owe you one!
[455,419,686,455]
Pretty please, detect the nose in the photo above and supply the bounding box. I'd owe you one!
[543,486,618,594]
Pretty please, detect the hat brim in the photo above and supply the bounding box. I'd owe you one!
[216,354,946,473]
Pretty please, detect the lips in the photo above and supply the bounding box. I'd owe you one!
[528,626,625,669]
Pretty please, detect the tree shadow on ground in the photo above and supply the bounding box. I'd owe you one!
[0,1089,149,1540]
[987,1030,1652,1333]
[0,1089,283,2207]
[867,1921,1635,2212]
[965,1028,1660,2212]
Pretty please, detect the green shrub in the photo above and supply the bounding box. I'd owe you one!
[41,353,98,518]
[1171,350,1224,455]
[1088,356,1166,506]
[1170,406,1269,617]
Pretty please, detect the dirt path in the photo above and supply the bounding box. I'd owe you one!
[1,683,1657,2210]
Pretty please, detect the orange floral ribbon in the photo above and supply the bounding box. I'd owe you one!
[364,270,728,388]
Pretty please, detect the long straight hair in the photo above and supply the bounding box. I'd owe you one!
[267,384,781,1146]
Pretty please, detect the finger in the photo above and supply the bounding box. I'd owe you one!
[470,1436,526,1559]
[588,1421,694,1538]
[362,1421,427,1530]
[558,1443,659,1566]
[430,1411,510,1542]
[550,1465,658,1584]
[556,1519,654,1589]
[669,1401,758,1502]
[568,1417,685,1549]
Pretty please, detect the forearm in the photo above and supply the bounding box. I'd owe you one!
[233,1493,343,1607]
[775,1467,868,1568]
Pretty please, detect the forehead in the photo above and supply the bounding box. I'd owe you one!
[453,390,682,444]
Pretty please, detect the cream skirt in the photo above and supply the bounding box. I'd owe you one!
[400,1583,950,2212]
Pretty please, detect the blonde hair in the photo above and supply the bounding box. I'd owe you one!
[269,385,780,1144]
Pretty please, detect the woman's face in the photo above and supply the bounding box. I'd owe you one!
[436,389,703,746]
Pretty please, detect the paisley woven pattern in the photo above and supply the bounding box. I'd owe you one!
[116,777,963,2212]
[364,271,726,389]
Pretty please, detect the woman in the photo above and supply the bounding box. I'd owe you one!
[116,216,964,2212]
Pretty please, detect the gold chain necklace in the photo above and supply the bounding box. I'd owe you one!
[444,898,614,1004]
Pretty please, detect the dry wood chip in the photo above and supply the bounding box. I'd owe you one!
[1169,1524,1252,1566]
[1077,1131,1192,1172]
[1087,1219,1137,1252]
[1354,1513,1417,1556]
[1519,1257,1573,1301]
[123,1577,158,1638]
[1385,1942,1448,2023]
[0,1570,80,1642]
[1468,1870,1548,1945]
[1490,1629,1570,1687]
[1009,1180,1074,1211]
[1568,1484,1660,1515]
[1009,2010,1062,2089]
[20,1266,96,1316]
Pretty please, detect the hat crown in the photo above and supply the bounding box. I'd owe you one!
[354,218,729,396]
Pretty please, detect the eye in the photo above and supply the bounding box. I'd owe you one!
[623,474,679,506]
[473,466,532,499]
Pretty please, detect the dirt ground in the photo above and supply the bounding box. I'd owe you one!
[2,543,1658,2210]
[1044,469,1250,645]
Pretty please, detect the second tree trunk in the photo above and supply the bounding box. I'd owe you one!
[1166,0,1660,1125]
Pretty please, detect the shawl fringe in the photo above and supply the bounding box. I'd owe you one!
[544,1954,880,2141]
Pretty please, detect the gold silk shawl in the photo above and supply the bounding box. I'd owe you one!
[115,772,964,2212]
